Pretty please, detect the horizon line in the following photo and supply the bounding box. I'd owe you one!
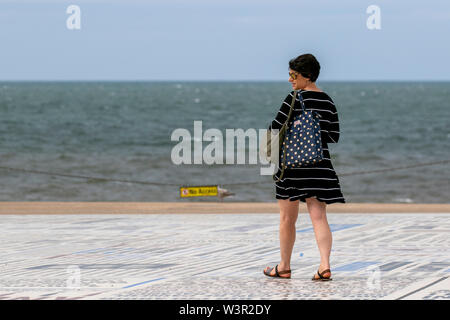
[1,79,450,83]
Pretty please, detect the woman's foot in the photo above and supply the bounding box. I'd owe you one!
[312,266,332,280]
[263,264,291,278]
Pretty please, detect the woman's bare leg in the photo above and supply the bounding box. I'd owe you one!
[264,199,299,276]
[306,197,332,278]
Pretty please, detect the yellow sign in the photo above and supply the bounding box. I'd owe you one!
[180,185,218,198]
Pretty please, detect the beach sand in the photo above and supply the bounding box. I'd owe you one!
[0,202,449,214]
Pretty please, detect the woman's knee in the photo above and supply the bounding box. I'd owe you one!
[306,197,327,221]
[280,214,298,226]
[280,209,298,225]
[279,200,299,225]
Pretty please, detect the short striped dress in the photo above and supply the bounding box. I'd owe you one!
[269,89,346,204]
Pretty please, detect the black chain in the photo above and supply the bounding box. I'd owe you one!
[0,159,448,187]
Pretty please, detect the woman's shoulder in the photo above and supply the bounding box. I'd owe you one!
[284,89,334,104]
[299,90,334,104]
[299,89,330,96]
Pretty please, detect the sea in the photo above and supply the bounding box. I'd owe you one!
[0,81,449,203]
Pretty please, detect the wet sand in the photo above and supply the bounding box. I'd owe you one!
[0,202,449,214]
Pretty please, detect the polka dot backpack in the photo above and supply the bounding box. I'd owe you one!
[278,90,324,180]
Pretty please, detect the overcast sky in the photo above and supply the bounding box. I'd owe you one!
[1,0,449,81]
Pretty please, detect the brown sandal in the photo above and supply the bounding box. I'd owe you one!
[312,268,332,281]
[263,264,291,279]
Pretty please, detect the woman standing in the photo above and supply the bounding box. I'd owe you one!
[263,53,345,280]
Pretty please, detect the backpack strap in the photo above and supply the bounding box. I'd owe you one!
[274,90,298,182]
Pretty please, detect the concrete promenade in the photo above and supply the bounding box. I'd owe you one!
[0,202,449,300]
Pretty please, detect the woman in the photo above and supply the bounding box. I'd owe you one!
[263,53,345,280]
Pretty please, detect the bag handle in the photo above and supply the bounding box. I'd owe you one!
[274,90,298,182]
[297,90,305,112]
[298,90,322,119]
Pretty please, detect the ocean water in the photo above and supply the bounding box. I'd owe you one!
[0,81,448,203]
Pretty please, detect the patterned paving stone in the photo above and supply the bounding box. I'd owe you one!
[0,213,448,300]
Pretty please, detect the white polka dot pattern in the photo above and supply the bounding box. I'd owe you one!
[280,92,324,169]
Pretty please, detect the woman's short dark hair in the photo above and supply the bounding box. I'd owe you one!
[289,53,321,82]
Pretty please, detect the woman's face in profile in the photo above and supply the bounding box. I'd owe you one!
[288,69,310,90]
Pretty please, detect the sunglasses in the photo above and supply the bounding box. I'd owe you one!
[289,71,298,80]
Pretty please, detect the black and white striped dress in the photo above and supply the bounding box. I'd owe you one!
[269,89,346,204]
